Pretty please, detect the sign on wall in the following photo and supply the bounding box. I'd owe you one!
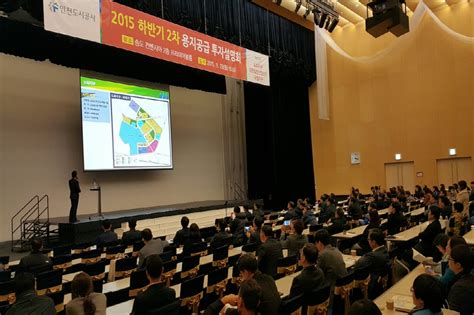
[43,0,270,86]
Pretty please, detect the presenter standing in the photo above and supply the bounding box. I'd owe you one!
[69,170,81,223]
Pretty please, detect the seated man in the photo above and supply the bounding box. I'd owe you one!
[289,244,326,297]
[230,207,248,246]
[121,219,142,245]
[17,238,52,274]
[95,220,118,247]
[6,273,55,315]
[319,198,336,224]
[132,255,176,315]
[210,219,232,249]
[172,216,190,247]
[204,279,261,315]
[280,219,307,257]
[314,229,347,286]
[258,225,283,278]
[447,244,474,315]
[237,254,280,315]
[352,228,390,298]
[138,229,169,268]
[283,201,298,220]
[246,216,264,250]
[414,206,442,260]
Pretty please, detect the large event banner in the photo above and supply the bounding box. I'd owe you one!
[43,0,270,86]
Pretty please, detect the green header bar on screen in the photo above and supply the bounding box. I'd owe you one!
[80,76,169,100]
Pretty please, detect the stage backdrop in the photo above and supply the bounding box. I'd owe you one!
[0,53,228,243]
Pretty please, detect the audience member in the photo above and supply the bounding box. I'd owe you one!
[313,229,347,285]
[183,223,203,255]
[353,229,390,298]
[121,220,141,245]
[66,272,106,315]
[138,228,168,268]
[210,219,232,248]
[447,244,474,315]
[132,255,176,315]
[258,225,283,278]
[204,279,261,315]
[425,234,452,285]
[172,216,190,246]
[319,198,336,223]
[289,244,325,297]
[448,202,469,236]
[382,202,407,236]
[302,206,318,226]
[414,206,442,260]
[235,254,280,315]
[6,273,55,315]
[348,299,382,315]
[327,208,347,234]
[17,237,52,274]
[243,205,254,222]
[456,180,470,216]
[410,274,444,315]
[438,196,452,219]
[230,207,247,246]
[247,216,264,249]
[353,210,380,255]
[95,220,118,247]
[347,197,362,221]
[280,219,307,257]
[283,201,297,220]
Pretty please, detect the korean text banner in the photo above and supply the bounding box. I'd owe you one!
[43,0,270,86]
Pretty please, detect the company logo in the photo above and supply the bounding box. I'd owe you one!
[49,0,59,13]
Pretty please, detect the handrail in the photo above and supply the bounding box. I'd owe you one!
[11,194,50,252]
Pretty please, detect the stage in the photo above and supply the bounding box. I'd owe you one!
[54,199,254,245]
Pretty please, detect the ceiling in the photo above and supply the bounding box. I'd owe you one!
[252,0,458,31]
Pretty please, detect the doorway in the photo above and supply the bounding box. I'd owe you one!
[436,157,472,186]
[385,162,415,192]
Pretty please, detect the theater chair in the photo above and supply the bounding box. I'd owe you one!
[0,271,11,282]
[105,244,126,260]
[181,255,200,280]
[83,260,107,292]
[0,256,9,270]
[148,300,180,315]
[180,274,205,314]
[163,245,178,261]
[212,245,228,269]
[36,269,63,295]
[305,285,331,315]
[206,267,229,299]
[309,224,324,234]
[52,254,72,271]
[241,243,257,255]
[52,244,72,256]
[190,241,208,257]
[0,280,15,305]
[132,241,145,256]
[280,293,303,315]
[47,290,65,313]
[159,250,175,263]
[277,255,298,279]
[80,249,102,264]
[30,263,53,276]
[115,256,137,279]
[129,269,148,297]
[352,267,370,300]
[162,260,178,286]
[72,243,92,255]
[333,273,354,315]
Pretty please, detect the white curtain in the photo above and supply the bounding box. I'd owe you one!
[314,1,474,119]
[221,77,248,200]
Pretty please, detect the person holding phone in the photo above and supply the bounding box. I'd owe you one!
[210,219,232,249]
[280,219,307,257]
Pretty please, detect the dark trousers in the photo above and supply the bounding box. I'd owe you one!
[69,197,79,222]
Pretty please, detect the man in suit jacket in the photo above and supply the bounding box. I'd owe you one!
[447,244,474,315]
[314,229,347,286]
[290,244,326,297]
[258,225,283,277]
[138,228,169,268]
[172,216,190,247]
[95,220,118,248]
[68,170,81,223]
[247,216,264,250]
[319,198,336,224]
[132,255,176,315]
[414,206,442,259]
[280,219,308,257]
[121,219,142,245]
[17,238,52,274]
[353,228,390,298]
[6,273,56,315]
[230,207,247,246]
[210,219,232,249]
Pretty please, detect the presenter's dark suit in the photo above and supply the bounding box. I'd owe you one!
[69,178,81,223]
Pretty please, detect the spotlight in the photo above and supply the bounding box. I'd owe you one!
[303,8,311,18]
[327,17,339,32]
[275,0,283,5]
[295,0,302,13]
[366,0,409,37]
[319,12,328,27]
[313,9,321,25]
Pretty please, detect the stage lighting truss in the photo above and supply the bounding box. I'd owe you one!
[302,0,340,32]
